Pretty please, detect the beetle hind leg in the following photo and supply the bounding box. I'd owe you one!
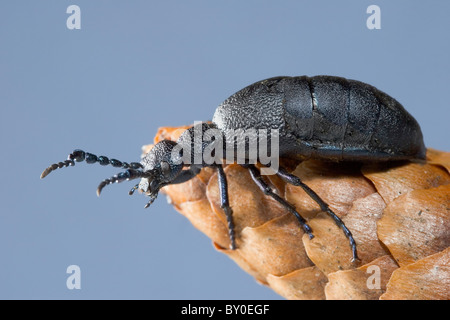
[244,164,314,239]
[275,167,360,263]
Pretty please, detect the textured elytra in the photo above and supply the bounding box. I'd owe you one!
[213,76,426,161]
[145,126,450,300]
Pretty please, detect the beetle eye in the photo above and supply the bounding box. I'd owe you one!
[160,161,170,175]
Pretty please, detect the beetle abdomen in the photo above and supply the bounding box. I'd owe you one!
[213,76,426,162]
[284,76,425,161]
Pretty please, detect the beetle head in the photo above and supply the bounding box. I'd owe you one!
[137,140,184,207]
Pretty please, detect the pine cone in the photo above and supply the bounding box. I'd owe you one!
[143,126,450,300]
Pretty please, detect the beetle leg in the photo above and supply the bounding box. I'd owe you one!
[171,165,202,184]
[216,165,236,250]
[275,167,360,263]
[244,164,314,239]
[129,183,139,195]
[144,192,159,209]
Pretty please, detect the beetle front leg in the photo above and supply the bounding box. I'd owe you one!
[216,165,236,250]
[275,167,360,263]
[171,165,202,184]
[244,164,314,239]
[129,183,139,195]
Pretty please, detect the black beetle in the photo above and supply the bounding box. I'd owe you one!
[41,75,426,262]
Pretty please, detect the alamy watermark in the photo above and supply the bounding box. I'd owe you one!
[66,5,81,30]
[367,5,381,30]
[66,265,81,290]
[170,121,280,175]
[366,265,381,290]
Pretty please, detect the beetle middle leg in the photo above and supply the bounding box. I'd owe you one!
[275,167,360,262]
[243,164,314,239]
[216,165,236,250]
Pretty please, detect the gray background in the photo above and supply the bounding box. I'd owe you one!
[0,1,449,299]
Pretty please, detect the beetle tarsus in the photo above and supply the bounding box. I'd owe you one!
[276,167,359,262]
[129,184,139,195]
[144,193,158,208]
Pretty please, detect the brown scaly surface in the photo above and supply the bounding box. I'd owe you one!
[142,125,450,300]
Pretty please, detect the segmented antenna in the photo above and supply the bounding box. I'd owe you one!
[40,149,143,179]
[96,169,145,196]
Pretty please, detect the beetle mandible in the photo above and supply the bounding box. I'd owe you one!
[41,75,426,262]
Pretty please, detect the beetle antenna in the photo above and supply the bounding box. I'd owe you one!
[96,169,145,196]
[40,149,143,179]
